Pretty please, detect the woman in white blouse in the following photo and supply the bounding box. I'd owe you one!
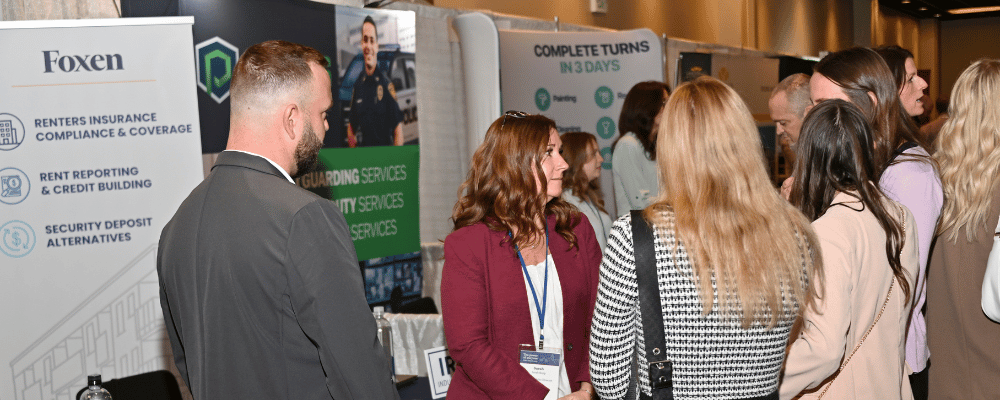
[611,81,669,216]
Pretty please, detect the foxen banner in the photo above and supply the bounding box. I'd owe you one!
[499,29,663,216]
[0,17,203,399]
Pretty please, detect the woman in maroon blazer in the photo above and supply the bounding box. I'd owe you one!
[442,111,602,400]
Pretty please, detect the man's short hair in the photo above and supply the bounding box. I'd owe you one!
[363,16,377,39]
[230,40,328,113]
[771,73,812,118]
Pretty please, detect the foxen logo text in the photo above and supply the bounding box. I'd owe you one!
[42,51,124,73]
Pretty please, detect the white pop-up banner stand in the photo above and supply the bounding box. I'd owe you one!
[0,17,203,399]
[499,29,664,216]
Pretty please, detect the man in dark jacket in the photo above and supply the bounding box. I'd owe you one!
[157,40,398,400]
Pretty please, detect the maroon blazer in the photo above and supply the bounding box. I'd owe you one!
[441,214,602,399]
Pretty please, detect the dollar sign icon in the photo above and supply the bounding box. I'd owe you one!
[1,221,35,258]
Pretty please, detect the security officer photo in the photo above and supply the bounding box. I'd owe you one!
[347,16,404,147]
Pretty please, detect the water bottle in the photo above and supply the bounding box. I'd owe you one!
[80,374,112,400]
[373,306,395,383]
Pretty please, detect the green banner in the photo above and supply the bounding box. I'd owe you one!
[296,145,420,261]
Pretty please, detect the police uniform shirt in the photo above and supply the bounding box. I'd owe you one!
[349,66,403,147]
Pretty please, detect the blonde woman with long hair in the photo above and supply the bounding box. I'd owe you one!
[927,58,1000,400]
[589,77,821,400]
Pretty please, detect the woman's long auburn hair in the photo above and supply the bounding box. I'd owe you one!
[560,132,606,215]
[451,113,579,250]
[814,47,929,169]
[935,59,1000,242]
[790,99,911,305]
[646,76,822,329]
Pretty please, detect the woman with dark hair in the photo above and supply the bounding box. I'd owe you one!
[442,111,601,400]
[810,47,941,398]
[874,45,929,118]
[560,131,613,251]
[591,77,821,399]
[611,81,669,216]
[873,45,937,397]
[781,99,919,400]
[928,58,1000,399]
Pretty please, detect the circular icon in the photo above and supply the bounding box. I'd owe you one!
[0,167,30,205]
[601,146,612,170]
[596,116,616,140]
[1,220,36,258]
[594,86,614,109]
[535,88,551,111]
[0,113,27,151]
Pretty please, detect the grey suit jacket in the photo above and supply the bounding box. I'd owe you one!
[157,151,398,400]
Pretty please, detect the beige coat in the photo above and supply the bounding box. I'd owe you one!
[781,192,919,400]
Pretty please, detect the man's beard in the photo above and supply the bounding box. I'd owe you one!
[291,121,323,179]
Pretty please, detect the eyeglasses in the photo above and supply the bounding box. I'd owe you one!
[499,110,530,132]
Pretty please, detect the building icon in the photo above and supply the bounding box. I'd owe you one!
[0,114,26,151]
[0,120,16,145]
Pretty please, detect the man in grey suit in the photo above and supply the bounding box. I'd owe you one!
[157,40,398,400]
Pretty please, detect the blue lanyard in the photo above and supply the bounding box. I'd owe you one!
[513,228,549,350]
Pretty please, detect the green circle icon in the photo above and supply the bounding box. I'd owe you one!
[595,86,614,109]
[601,146,612,170]
[596,116,616,139]
[535,88,551,111]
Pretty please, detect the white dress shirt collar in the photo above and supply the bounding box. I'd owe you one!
[224,150,295,184]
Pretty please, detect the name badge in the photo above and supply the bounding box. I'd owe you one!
[519,348,562,400]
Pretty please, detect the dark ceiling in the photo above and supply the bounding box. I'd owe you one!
[879,0,1000,20]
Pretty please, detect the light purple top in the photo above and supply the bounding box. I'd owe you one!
[880,145,942,373]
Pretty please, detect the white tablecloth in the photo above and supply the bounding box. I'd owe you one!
[386,313,444,377]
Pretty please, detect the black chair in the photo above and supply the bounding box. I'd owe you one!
[77,370,183,400]
[390,287,439,314]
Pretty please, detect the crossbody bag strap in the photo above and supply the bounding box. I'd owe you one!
[630,210,673,400]
[816,279,894,399]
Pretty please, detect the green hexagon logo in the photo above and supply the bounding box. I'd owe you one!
[196,37,239,104]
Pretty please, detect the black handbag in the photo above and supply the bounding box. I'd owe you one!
[628,210,674,400]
